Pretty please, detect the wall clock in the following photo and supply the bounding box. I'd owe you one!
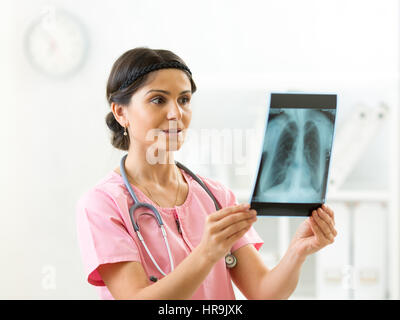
[24,7,89,78]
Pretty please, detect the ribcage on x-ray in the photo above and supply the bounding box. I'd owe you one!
[304,121,321,192]
[254,107,335,204]
[266,121,298,189]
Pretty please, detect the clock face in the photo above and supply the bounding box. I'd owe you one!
[24,7,89,78]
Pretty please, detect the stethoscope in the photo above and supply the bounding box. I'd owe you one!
[120,154,237,283]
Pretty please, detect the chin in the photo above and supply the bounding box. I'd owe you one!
[163,140,184,152]
[157,134,185,151]
[145,140,184,163]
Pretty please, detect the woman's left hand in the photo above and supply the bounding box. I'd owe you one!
[290,204,338,258]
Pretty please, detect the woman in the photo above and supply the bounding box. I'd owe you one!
[76,47,337,300]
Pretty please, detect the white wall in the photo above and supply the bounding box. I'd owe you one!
[1,0,398,299]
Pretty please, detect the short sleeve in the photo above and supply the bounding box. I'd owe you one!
[221,184,264,253]
[76,188,141,286]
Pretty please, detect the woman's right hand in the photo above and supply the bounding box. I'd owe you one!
[198,203,258,265]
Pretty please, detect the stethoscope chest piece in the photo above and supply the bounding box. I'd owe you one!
[225,253,237,268]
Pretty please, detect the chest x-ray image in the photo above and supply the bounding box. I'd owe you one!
[250,93,337,217]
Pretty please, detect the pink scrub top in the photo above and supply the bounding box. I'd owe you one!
[76,167,264,300]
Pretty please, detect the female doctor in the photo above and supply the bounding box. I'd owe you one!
[76,47,337,300]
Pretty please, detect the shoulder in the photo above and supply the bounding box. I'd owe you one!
[76,171,128,221]
[195,173,228,193]
[193,173,239,208]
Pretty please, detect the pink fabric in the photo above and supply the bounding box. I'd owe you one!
[76,168,264,300]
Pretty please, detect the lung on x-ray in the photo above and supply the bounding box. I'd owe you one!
[250,93,337,217]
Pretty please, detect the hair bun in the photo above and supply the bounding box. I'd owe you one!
[105,111,130,150]
[105,112,122,133]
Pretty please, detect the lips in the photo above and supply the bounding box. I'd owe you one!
[162,128,182,133]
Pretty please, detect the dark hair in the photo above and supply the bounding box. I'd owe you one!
[105,47,197,151]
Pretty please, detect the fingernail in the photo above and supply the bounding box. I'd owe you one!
[242,203,250,209]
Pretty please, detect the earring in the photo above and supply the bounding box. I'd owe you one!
[123,125,128,136]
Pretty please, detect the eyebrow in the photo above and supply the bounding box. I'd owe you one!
[145,89,191,96]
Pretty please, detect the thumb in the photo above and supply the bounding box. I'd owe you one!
[296,218,313,238]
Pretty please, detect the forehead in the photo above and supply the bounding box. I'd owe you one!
[141,68,191,91]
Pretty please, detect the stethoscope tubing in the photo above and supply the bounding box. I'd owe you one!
[120,154,236,279]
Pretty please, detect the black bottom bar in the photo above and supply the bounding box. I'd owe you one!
[250,202,323,217]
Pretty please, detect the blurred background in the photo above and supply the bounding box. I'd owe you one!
[1,0,398,299]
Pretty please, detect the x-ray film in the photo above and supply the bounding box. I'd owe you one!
[249,93,337,217]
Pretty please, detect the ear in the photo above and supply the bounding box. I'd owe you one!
[111,102,128,127]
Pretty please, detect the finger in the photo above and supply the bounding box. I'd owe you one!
[310,216,332,242]
[219,215,257,241]
[317,208,335,232]
[225,219,254,244]
[318,209,337,237]
[322,204,335,223]
[317,208,337,237]
[209,203,250,222]
[213,209,256,232]
[312,210,333,239]
[312,210,334,242]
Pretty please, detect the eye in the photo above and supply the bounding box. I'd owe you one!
[150,96,165,105]
[179,96,191,105]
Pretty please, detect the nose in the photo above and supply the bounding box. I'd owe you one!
[166,100,183,120]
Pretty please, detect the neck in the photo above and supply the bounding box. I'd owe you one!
[123,141,179,187]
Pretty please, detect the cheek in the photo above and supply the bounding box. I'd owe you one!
[128,118,155,144]
[183,109,192,127]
